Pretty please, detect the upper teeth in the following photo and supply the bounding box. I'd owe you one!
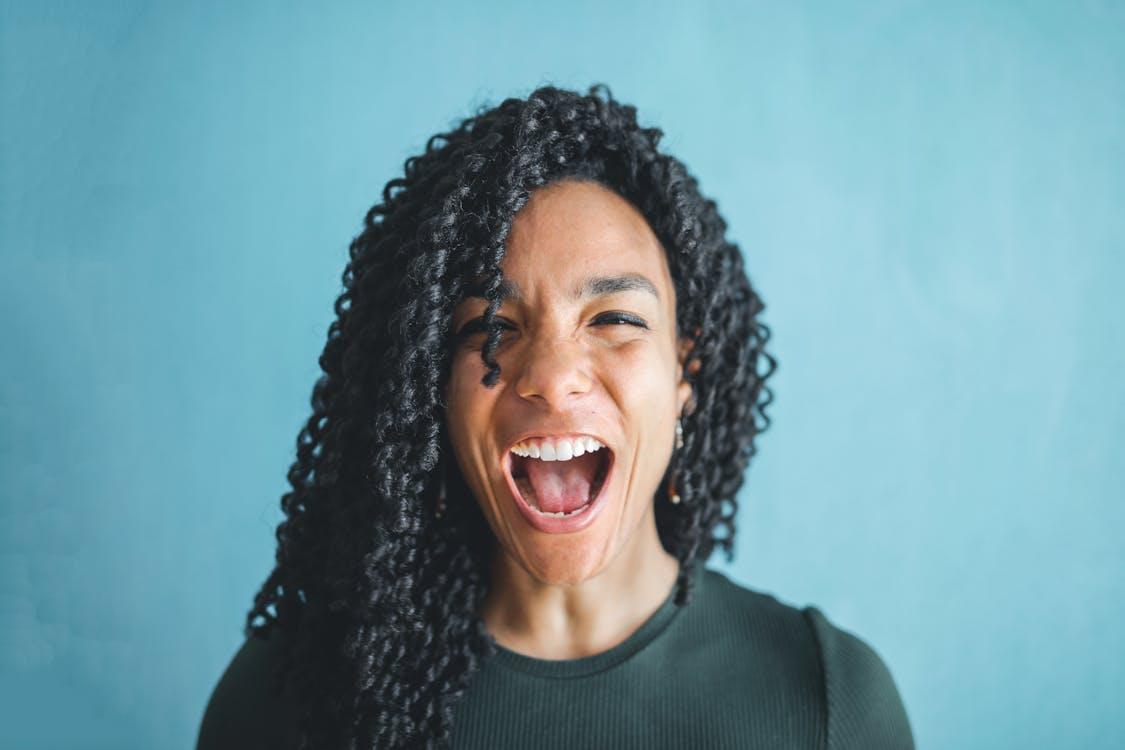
[510,436,605,462]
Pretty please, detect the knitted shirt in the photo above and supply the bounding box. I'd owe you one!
[197,565,914,749]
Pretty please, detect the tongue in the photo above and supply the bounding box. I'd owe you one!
[524,451,600,513]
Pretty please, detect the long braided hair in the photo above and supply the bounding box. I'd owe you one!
[245,83,777,749]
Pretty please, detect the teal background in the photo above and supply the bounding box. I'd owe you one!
[2,1,1122,747]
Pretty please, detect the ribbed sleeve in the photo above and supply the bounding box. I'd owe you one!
[196,630,298,750]
[803,606,915,750]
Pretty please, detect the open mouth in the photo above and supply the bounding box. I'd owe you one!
[502,438,614,530]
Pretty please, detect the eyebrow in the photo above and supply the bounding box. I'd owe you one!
[462,273,660,303]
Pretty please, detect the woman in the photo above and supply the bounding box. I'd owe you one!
[197,84,914,749]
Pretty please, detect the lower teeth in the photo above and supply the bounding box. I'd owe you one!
[535,504,588,518]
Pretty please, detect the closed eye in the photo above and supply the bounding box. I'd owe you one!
[455,317,517,338]
[455,312,649,339]
[593,312,650,329]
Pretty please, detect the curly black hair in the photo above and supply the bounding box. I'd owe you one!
[244,83,777,749]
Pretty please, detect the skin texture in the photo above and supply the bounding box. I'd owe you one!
[444,178,697,659]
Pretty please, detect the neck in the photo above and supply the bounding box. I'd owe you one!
[479,509,680,660]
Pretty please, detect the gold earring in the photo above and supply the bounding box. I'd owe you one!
[668,417,683,504]
[667,474,681,505]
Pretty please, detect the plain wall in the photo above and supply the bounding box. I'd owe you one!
[2,1,1122,747]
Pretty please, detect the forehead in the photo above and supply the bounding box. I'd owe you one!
[497,179,674,300]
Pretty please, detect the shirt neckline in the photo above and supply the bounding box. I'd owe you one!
[488,563,703,679]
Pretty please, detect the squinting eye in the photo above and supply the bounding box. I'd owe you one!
[455,317,517,338]
[593,312,650,329]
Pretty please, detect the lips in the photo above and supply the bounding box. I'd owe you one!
[502,444,614,534]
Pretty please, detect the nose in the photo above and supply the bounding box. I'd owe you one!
[514,335,593,408]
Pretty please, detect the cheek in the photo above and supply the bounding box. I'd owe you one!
[445,355,495,453]
[603,340,678,404]
[446,350,486,405]
[602,343,678,492]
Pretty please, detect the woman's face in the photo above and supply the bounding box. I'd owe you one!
[445,179,693,585]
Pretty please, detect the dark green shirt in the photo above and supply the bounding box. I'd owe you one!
[197,566,914,749]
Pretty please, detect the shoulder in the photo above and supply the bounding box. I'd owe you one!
[196,626,299,750]
[696,569,914,750]
[692,567,817,658]
[802,606,914,749]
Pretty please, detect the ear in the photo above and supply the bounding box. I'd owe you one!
[675,327,701,416]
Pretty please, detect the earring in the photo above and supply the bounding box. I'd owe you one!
[668,416,683,504]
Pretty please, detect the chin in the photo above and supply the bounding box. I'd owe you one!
[514,534,614,587]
